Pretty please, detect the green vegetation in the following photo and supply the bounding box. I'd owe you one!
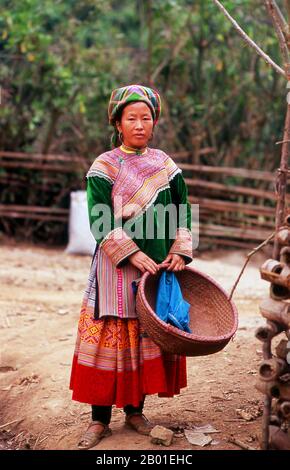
[0,0,285,169]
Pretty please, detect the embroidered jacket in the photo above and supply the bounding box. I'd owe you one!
[85,146,193,319]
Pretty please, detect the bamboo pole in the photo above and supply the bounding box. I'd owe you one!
[199,237,263,250]
[0,150,87,163]
[185,178,289,202]
[188,196,275,217]
[200,223,271,236]
[0,212,68,222]
[0,204,68,214]
[180,163,278,181]
[0,161,84,173]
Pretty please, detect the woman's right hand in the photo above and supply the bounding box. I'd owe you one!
[128,251,159,275]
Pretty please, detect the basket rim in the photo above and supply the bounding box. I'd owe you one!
[138,265,239,344]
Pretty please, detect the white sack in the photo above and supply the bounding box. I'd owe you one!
[66,190,96,255]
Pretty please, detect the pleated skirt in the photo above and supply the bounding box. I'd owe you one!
[69,249,187,408]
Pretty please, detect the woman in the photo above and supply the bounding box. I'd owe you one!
[69,84,193,449]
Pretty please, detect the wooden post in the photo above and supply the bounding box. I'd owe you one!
[213,0,290,451]
[262,0,290,450]
[273,89,290,259]
[146,0,153,86]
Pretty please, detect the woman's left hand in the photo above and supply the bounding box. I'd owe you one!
[159,254,185,272]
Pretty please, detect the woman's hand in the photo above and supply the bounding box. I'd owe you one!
[128,251,159,275]
[160,254,185,272]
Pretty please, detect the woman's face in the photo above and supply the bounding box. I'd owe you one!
[116,101,154,148]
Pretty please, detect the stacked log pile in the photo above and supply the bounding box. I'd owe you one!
[255,214,290,450]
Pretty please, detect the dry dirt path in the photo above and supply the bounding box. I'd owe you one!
[0,243,270,450]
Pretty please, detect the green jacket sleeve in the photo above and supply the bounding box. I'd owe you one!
[169,172,193,264]
[87,176,140,267]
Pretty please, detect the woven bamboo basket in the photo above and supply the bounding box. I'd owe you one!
[136,265,238,357]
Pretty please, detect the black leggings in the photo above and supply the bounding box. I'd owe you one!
[92,398,145,425]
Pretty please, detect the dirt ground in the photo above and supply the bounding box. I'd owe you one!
[0,241,273,451]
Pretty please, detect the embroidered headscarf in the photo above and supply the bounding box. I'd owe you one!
[108,84,162,148]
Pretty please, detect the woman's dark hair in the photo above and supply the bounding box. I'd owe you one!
[110,107,124,149]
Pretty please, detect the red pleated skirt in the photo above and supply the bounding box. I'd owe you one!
[69,314,187,408]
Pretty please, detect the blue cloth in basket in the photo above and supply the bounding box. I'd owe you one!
[155,271,191,333]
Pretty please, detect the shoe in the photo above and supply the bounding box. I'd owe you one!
[77,420,112,450]
[125,413,153,436]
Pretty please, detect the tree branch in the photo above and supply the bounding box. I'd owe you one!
[271,0,289,34]
[265,0,289,65]
[213,0,286,78]
[229,231,275,300]
[151,34,188,83]
[285,0,290,24]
